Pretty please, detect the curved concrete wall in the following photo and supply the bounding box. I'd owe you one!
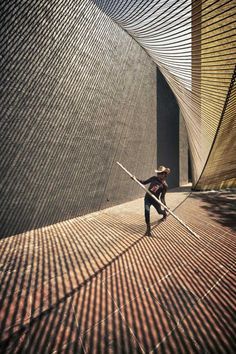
[0,0,157,237]
[93,0,236,188]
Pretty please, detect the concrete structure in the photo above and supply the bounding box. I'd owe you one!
[0,1,159,237]
[0,1,235,352]
[179,113,189,187]
[0,0,190,238]
[157,68,181,188]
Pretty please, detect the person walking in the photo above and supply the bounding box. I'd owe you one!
[138,166,171,236]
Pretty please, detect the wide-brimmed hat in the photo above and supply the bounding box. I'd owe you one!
[155,166,171,174]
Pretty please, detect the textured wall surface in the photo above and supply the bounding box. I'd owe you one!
[93,0,236,187]
[196,68,236,190]
[179,112,189,186]
[0,0,157,237]
[195,3,236,189]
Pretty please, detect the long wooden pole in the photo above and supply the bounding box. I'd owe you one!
[117,161,200,239]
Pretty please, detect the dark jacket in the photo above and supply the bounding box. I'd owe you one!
[139,176,168,205]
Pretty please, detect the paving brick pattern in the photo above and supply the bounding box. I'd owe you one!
[0,188,235,353]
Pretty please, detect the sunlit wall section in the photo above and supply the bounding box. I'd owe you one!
[197,1,236,189]
[93,0,236,186]
[0,0,157,237]
[196,66,236,190]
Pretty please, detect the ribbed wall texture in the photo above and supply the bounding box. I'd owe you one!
[93,0,236,187]
[0,0,157,237]
[196,66,236,190]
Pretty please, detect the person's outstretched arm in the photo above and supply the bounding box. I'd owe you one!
[138,176,155,185]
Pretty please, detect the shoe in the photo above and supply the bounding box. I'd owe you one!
[161,214,167,222]
[145,224,151,236]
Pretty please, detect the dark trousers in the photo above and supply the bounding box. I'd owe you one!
[144,195,166,225]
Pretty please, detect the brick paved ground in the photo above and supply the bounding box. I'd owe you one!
[0,187,235,353]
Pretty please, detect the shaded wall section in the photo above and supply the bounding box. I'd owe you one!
[0,0,157,238]
[179,112,189,186]
[156,68,179,188]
